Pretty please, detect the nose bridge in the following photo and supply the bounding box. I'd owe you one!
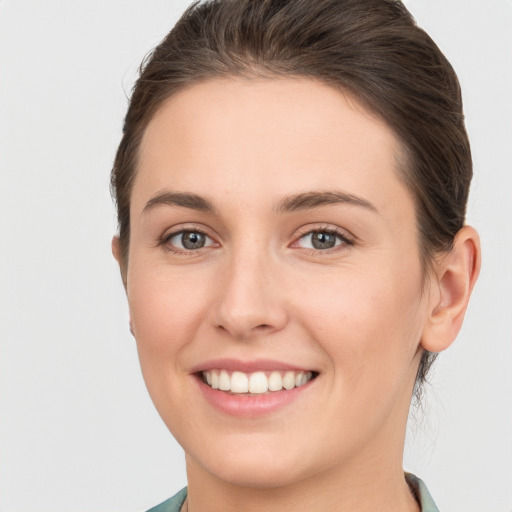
[212,239,287,339]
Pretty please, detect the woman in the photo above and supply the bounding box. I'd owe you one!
[111,1,480,510]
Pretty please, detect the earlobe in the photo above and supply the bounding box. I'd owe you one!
[421,225,481,353]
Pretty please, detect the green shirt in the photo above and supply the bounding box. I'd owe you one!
[146,473,439,512]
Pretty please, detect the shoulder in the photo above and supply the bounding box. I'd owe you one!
[145,487,187,512]
[405,473,439,512]
[146,479,437,512]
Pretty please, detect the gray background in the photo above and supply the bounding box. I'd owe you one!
[0,1,511,510]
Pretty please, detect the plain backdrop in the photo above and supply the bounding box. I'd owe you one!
[0,1,511,511]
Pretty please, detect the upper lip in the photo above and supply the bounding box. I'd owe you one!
[190,358,314,374]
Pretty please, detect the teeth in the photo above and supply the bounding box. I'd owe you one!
[249,372,268,394]
[211,371,219,390]
[219,369,231,391]
[231,371,249,393]
[202,369,314,394]
[283,371,295,390]
[268,371,283,391]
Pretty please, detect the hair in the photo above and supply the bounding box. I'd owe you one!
[111,0,472,397]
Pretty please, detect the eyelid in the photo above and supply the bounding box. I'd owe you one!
[293,223,354,240]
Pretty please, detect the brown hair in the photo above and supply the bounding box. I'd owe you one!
[111,0,472,395]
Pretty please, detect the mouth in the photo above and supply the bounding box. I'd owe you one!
[199,369,319,395]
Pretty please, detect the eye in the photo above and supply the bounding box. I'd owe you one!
[295,229,350,250]
[165,230,216,251]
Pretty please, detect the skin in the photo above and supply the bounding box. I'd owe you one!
[113,78,480,511]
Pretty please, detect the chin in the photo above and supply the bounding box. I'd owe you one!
[210,460,306,489]
[187,436,317,489]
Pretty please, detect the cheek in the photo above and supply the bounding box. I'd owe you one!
[126,263,216,430]
[127,262,212,360]
[295,264,425,383]
[294,268,426,457]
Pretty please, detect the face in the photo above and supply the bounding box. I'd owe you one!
[125,78,430,488]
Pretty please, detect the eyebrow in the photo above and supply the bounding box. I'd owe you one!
[142,189,377,216]
[143,191,216,214]
[276,191,378,214]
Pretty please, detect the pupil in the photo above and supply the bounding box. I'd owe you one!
[312,232,335,249]
[182,231,205,249]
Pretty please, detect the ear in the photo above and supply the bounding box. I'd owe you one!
[112,236,133,334]
[111,235,122,263]
[421,225,481,353]
[111,235,128,289]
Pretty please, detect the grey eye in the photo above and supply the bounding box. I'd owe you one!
[167,230,214,250]
[297,230,344,250]
[311,232,337,249]
[181,231,206,249]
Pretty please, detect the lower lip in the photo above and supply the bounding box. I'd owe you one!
[195,375,316,418]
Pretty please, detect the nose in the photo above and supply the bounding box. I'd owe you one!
[210,250,288,341]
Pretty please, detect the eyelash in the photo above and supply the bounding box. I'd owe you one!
[159,225,354,255]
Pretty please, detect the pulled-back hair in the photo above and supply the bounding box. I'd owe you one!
[111,0,472,395]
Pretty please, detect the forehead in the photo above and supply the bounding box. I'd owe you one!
[134,77,413,218]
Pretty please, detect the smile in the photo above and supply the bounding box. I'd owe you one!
[201,369,316,394]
